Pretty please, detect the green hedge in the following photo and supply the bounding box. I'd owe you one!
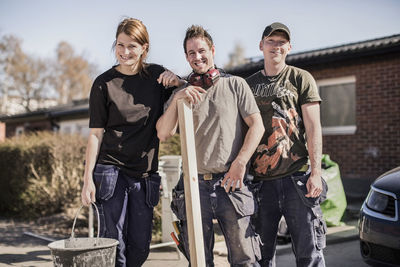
[0,132,181,219]
[159,134,181,157]
[0,132,86,218]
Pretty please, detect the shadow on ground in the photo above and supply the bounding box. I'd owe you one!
[0,249,52,265]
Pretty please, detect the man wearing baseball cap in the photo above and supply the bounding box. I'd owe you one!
[246,22,327,266]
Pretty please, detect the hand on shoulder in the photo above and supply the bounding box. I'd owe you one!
[158,70,185,88]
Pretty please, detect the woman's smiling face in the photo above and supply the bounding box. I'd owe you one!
[115,32,147,73]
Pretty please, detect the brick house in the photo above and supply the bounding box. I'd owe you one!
[226,34,400,184]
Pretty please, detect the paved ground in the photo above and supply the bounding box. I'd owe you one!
[0,213,90,267]
[0,219,54,267]
[276,239,369,266]
[0,217,230,267]
[0,178,366,267]
[0,214,359,267]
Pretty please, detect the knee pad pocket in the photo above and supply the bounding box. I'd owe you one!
[312,208,327,250]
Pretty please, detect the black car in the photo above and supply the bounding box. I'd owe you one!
[359,166,400,266]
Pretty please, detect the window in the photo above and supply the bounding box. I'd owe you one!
[59,119,89,136]
[63,126,71,134]
[317,76,356,135]
[15,126,24,136]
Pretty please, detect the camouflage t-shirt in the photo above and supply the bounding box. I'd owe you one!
[245,65,321,180]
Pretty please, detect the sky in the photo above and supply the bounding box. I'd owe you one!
[1,0,399,77]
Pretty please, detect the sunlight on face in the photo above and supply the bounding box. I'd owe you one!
[260,33,291,65]
[185,37,215,74]
[115,32,146,72]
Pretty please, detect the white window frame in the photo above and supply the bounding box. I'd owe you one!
[59,118,90,137]
[15,126,24,136]
[317,76,356,135]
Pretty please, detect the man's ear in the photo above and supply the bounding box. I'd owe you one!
[287,43,292,54]
[259,40,263,51]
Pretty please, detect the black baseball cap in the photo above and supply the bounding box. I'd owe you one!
[262,22,290,41]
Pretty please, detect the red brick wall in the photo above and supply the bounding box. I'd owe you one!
[305,53,400,180]
[0,122,5,142]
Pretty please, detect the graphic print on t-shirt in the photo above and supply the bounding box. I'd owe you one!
[252,80,295,99]
[253,100,302,174]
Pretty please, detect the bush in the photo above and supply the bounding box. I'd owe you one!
[159,134,181,157]
[0,130,181,242]
[0,132,86,218]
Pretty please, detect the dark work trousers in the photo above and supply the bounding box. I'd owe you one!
[254,172,327,267]
[173,175,261,267]
[93,164,160,267]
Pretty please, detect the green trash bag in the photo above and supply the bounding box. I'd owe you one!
[320,154,347,226]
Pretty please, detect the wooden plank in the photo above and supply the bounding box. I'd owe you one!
[177,99,206,267]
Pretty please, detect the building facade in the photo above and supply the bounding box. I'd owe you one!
[0,99,89,140]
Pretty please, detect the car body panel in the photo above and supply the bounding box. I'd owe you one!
[374,167,400,195]
[359,207,400,248]
[359,166,400,266]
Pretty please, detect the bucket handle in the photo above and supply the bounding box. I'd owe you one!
[70,203,100,239]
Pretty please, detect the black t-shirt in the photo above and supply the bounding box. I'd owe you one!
[89,64,173,178]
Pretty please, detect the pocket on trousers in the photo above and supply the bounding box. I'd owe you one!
[247,180,263,204]
[145,173,161,208]
[312,206,327,250]
[93,164,119,201]
[291,173,328,208]
[171,187,186,221]
[227,185,256,217]
[252,233,262,261]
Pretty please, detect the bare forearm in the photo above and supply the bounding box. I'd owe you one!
[222,113,264,191]
[307,123,322,176]
[301,102,322,176]
[83,130,103,183]
[235,113,265,165]
[304,116,324,198]
[156,97,179,142]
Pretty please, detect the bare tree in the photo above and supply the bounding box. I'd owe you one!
[52,41,97,104]
[0,34,52,113]
[224,42,249,69]
[0,35,98,114]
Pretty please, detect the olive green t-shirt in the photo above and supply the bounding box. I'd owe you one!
[245,65,321,180]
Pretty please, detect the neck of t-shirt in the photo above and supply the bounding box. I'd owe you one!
[116,64,139,76]
[263,62,286,77]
